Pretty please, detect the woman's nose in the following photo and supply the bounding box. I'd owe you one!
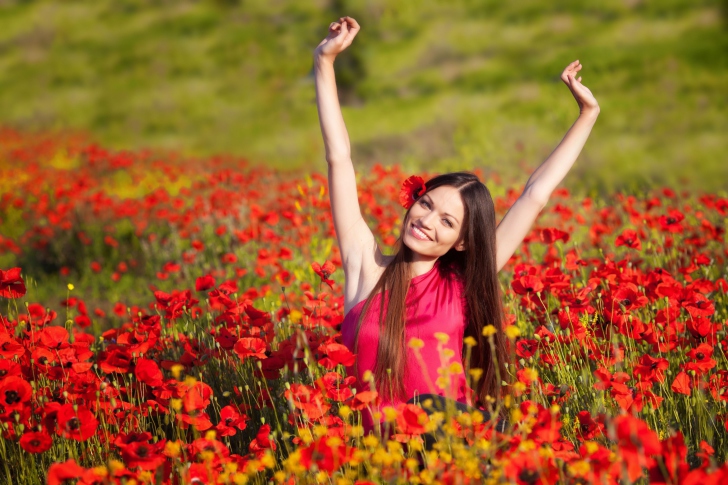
[419,211,435,228]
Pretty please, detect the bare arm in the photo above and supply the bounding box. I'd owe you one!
[314,18,378,275]
[495,60,600,271]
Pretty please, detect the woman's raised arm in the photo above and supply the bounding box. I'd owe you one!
[314,17,378,277]
[494,60,600,271]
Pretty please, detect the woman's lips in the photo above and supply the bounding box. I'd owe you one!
[410,224,432,241]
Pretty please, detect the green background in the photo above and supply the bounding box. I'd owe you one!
[1,0,727,195]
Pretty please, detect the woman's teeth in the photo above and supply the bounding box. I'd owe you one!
[412,225,430,241]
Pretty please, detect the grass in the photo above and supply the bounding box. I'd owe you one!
[0,0,726,194]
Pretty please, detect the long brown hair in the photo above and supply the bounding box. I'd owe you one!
[352,172,513,410]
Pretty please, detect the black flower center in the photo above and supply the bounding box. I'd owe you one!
[621,299,631,306]
[518,469,540,485]
[67,417,80,431]
[4,390,20,405]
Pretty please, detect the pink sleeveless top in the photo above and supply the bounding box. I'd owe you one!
[340,260,472,434]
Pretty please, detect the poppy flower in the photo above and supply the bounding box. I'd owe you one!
[615,229,642,250]
[249,423,276,453]
[19,431,53,453]
[399,175,426,209]
[233,337,268,362]
[47,459,85,485]
[121,441,166,470]
[195,275,216,291]
[299,435,354,473]
[0,267,26,298]
[56,403,98,441]
[395,403,429,435]
[539,227,570,244]
[0,376,32,411]
[311,261,336,288]
[512,275,545,295]
[135,358,165,387]
[215,405,248,436]
[317,342,356,369]
[612,414,661,482]
[669,376,691,401]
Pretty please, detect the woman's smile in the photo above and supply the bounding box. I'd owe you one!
[410,223,432,241]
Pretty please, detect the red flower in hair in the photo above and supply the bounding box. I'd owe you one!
[399,175,426,209]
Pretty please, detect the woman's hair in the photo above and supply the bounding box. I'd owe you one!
[352,171,513,411]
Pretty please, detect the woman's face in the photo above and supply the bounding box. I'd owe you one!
[402,185,466,259]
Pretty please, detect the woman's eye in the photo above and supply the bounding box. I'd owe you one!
[443,219,453,227]
[420,200,430,208]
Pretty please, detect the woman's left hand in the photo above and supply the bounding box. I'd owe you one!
[561,60,599,115]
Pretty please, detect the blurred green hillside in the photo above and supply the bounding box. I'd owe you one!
[0,0,726,195]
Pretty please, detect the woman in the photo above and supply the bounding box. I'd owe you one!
[313,17,599,437]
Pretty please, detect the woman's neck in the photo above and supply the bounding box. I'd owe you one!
[408,256,438,279]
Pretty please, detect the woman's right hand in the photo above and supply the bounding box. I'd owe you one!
[314,16,360,62]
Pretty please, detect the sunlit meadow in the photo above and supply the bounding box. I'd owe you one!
[0,128,727,484]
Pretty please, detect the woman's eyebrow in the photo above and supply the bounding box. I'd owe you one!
[424,195,460,224]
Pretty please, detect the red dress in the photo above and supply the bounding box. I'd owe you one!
[340,260,472,434]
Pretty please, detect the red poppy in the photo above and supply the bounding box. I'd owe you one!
[195,275,216,291]
[56,403,98,441]
[399,175,426,209]
[0,376,32,411]
[233,337,268,362]
[615,228,642,249]
[47,459,85,485]
[249,423,276,453]
[612,414,661,482]
[0,334,24,359]
[317,342,356,369]
[215,405,248,436]
[671,371,693,395]
[0,267,26,298]
[395,403,429,435]
[135,358,164,387]
[299,435,354,473]
[284,383,330,420]
[511,275,545,295]
[576,411,604,439]
[19,431,53,453]
[685,343,717,374]
[121,441,166,470]
[182,381,213,412]
[311,261,336,288]
[346,390,379,411]
[539,227,570,244]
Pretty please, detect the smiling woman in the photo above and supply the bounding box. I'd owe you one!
[313,16,599,440]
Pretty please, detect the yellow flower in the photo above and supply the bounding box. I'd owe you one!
[434,332,449,344]
[164,441,181,458]
[171,364,184,380]
[482,325,497,337]
[363,434,380,448]
[463,336,477,347]
[338,405,352,419]
[67,283,74,291]
[408,337,425,349]
[383,406,398,422]
[443,348,455,358]
[170,399,182,412]
[469,368,483,382]
[505,325,521,339]
[205,430,216,440]
[449,362,463,374]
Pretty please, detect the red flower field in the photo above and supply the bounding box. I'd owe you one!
[1,127,728,484]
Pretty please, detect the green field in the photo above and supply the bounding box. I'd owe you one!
[1,0,727,195]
